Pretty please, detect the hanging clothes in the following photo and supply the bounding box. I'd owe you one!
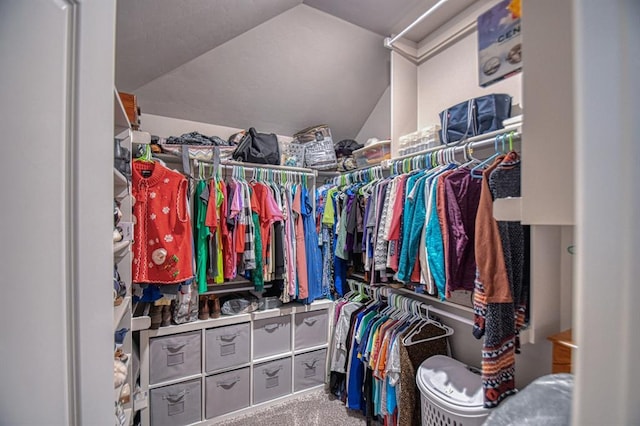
[328,286,452,426]
[302,185,324,302]
[292,186,309,299]
[442,167,483,296]
[132,160,194,284]
[194,179,210,292]
[473,152,528,408]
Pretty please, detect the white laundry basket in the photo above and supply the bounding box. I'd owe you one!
[417,355,491,426]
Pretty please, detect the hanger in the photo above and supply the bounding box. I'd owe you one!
[402,303,454,346]
[134,144,154,163]
[470,134,503,179]
[459,143,479,169]
[351,281,367,302]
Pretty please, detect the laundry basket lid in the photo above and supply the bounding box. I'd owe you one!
[417,355,484,409]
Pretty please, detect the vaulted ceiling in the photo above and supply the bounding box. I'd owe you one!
[116,0,475,141]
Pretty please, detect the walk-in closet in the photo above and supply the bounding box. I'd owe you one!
[1,1,639,426]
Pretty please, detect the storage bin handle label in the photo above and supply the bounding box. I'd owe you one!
[218,333,239,342]
[303,359,319,369]
[163,389,189,404]
[219,342,236,357]
[302,317,317,326]
[264,366,282,389]
[217,376,240,390]
[162,342,187,352]
[303,359,318,378]
[263,365,283,377]
[264,323,280,332]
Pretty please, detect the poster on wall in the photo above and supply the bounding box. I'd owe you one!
[477,0,522,87]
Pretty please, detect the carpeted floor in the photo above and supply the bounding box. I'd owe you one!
[216,388,367,426]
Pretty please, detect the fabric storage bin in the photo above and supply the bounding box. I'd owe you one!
[253,315,291,359]
[149,379,202,426]
[294,349,327,392]
[253,357,292,404]
[417,355,490,426]
[205,322,250,373]
[150,330,201,385]
[294,310,328,350]
[205,367,251,419]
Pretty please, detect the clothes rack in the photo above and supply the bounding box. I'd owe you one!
[383,123,522,169]
[348,281,475,327]
[220,159,317,176]
[332,164,384,186]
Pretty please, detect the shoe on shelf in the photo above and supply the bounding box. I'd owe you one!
[198,295,209,320]
[161,304,172,327]
[209,295,221,319]
[149,305,162,330]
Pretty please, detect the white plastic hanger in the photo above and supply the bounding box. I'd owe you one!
[402,302,454,346]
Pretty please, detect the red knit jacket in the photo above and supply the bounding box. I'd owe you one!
[132,161,194,284]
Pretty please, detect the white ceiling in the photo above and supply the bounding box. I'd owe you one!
[116,0,476,140]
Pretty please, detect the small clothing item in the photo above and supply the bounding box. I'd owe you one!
[194,180,210,292]
[292,188,309,299]
[398,323,449,426]
[132,161,194,284]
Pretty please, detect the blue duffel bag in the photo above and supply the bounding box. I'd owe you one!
[439,94,512,145]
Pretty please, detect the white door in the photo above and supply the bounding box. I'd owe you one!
[0,1,115,424]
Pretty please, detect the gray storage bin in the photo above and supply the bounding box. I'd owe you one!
[294,349,327,392]
[205,367,251,419]
[253,357,292,404]
[294,310,328,350]
[150,330,201,385]
[253,315,291,359]
[205,322,250,373]
[149,379,202,426]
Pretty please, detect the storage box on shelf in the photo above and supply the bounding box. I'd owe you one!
[138,299,333,426]
[352,139,391,168]
[398,125,441,157]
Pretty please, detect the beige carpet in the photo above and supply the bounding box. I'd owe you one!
[216,389,367,426]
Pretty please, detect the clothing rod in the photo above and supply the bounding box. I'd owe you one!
[428,306,474,326]
[218,163,316,177]
[191,157,317,175]
[352,282,475,326]
[221,160,318,176]
[385,0,452,47]
[384,123,522,167]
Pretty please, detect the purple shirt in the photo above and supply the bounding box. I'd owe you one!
[443,168,482,292]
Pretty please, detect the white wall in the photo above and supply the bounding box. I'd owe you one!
[135,4,389,143]
[417,33,522,130]
[355,86,391,143]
